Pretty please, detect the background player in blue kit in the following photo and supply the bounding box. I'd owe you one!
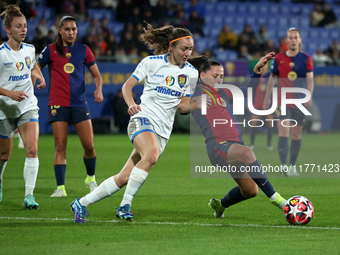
[38,16,103,197]
[189,52,287,218]
[263,28,314,177]
[70,23,198,223]
[0,5,46,208]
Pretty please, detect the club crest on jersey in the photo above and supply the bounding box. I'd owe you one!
[178,74,187,88]
[165,76,175,86]
[66,53,72,58]
[25,56,31,69]
[64,63,75,74]
[16,62,24,71]
[289,62,295,68]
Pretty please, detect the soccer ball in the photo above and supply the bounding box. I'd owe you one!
[283,195,314,225]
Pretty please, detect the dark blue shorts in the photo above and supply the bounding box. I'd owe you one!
[48,105,91,124]
[206,140,245,178]
[276,106,305,125]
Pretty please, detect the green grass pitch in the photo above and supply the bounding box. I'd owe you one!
[0,133,339,255]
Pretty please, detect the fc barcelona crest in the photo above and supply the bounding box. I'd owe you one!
[25,56,31,69]
[178,74,187,88]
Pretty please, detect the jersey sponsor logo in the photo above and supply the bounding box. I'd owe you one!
[288,71,297,81]
[64,63,75,74]
[4,62,13,66]
[8,73,30,81]
[155,86,183,97]
[165,76,175,86]
[154,73,164,78]
[25,56,31,69]
[16,62,24,71]
[178,74,187,88]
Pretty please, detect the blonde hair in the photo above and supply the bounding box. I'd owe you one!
[286,27,302,51]
[0,4,25,29]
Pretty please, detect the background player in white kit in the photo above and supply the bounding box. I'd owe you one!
[0,5,46,208]
[71,23,198,223]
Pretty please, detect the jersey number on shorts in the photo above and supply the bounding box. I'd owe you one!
[139,117,150,126]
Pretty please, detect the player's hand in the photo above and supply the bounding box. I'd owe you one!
[192,95,212,110]
[94,90,103,103]
[10,91,28,102]
[128,104,141,116]
[36,77,46,89]
[254,51,275,74]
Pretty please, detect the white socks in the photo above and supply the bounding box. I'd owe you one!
[80,176,120,207]
[120,167,148,206]
[0,161,7,183]
[23,157,39,197]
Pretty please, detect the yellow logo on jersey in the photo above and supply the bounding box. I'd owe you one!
[288,71,297,81]
[289,62,295,68]
[64,63,75,74]
[66,53,72,58]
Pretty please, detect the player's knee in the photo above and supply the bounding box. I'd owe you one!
[242,185,258,198]
[241,148,256,165]
[25,145,38,158]
[0,152,11,162]
[83,143,95,154]
[55,142,67,154]
[144,151,159,167]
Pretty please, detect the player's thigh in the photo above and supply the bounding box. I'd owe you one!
[277,119,290,137]
[74,119,94,147]
[18,121,39,156]
[226,143,256,165]
[51,121,69,147]
[0,137,13,160]
[290,125,303,140]
[133,131,159,160]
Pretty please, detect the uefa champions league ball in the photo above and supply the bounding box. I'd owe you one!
[283,195,314,225]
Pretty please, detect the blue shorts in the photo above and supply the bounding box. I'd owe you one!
[206,140,245,178]
[276,106,305,125]
[48,106,91,124]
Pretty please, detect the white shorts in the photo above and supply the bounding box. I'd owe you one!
[0,109,39,138]
[128,117,168,156]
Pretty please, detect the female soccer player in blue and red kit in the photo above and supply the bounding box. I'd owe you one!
[38,16,103,197]
[264,28,314,177]
[189,52,287,218]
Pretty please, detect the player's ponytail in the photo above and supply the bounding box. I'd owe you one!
[188,55,221,75]
[56,16,77,58]
[0,4,25,30]
[141,22,193,55]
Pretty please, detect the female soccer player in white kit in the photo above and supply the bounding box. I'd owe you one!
[0,5,46,207]
[71,23,198,222]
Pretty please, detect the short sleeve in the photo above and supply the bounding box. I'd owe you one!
[132,57,148,82]
[85,45,96,67]
[38,46,51,69]
[306,55,313,72]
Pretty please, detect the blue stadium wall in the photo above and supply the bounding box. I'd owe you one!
[35,62,340,134]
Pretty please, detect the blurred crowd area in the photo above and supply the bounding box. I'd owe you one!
[1,0,340,66]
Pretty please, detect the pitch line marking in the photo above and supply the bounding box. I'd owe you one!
[0,216,339,230]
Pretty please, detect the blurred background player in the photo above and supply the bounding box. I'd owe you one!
[0,5,46,207]
[37,16,103,197]
[70,23,198,223]
[263,28,314,177]
[248,61,274,151]
[189,52,287,218]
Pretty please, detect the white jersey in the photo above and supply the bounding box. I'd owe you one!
[132,54,198,139]
[0,42,38,119]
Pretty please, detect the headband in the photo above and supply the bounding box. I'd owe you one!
[169,36,192,45]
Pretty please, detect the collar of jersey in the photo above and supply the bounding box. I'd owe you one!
[4,41,23,51]
[164,54,185,68]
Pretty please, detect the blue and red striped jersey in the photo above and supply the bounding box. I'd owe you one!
[38,42,96,107]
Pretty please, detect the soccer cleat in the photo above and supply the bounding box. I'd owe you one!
[85,176,98,192]
[271,193,287,210]
[208,198,225,218]
[18,136,24,149]
[23,194,39,209]
[267,145,274,151]
[116,204,134,221]
[50,185,67,197]
[70,198,89,223]
[0,184,3,202]
[280,164,289,176]
[287,165,300,177]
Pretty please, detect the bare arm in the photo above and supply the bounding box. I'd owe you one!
[88,63,103,104]
[263,73,277,110]
[305,71,314,107]
[31,63,46,89]
[122,76,141,116]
